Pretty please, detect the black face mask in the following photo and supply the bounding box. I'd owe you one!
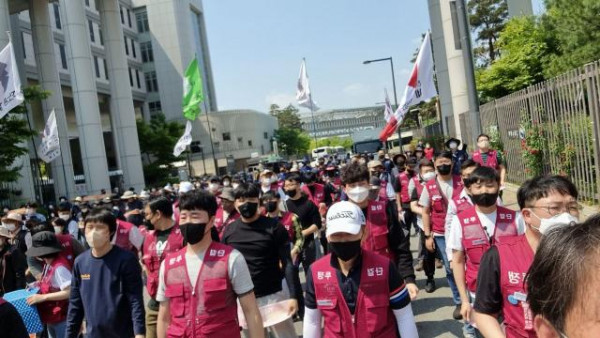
[265,201,278,213]
[179,222,207,245]
[471,192,498,207]
[238,202,258,218]
[328,240,362,261]
[437,164,452,175]
[285,189,297,197]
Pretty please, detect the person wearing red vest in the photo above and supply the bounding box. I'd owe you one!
[142,197,185,338]
[340,162,419,300]
[261,191,303,262]
[421,151,464,319]
[157,190,263,338]
[213,187,240,239]
[303,201,418,337]
[112,219,144,254]
[448,166,522,337]
[472,134,506,189]
[473,175,580,338]
[26,231,72,338]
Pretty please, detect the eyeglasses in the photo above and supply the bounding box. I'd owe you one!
[529,203,582,217]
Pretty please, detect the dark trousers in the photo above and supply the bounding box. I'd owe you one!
[419,229,436,279]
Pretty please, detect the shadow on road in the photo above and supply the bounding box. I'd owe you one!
[416,319,463,337]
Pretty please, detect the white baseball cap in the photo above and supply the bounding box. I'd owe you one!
[325,201,365,237]
[179,181,194,194]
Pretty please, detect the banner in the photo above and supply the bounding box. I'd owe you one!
[296,59,319,111]
[0,41,24,119]
[182,58,204,121]
[173,120,193,157]
[38,110,61,163]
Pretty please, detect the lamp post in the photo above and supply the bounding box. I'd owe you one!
[363,57,402,150]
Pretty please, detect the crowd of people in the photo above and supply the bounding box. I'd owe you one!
[0,133,594,338]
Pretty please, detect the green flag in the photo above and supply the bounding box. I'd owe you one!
[182,58,204,120]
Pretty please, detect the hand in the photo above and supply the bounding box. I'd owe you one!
[425,237,436,253]
[287,299,299,316]
[26,294,46,305]
[291,248,299,263]
[461,302,472,323]
[398,210,405,223]
[406,283,419,300]
[135,335,145,338]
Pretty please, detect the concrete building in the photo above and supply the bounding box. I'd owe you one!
[188,110,278,175]
[299,106,387,139]
[2,0,146,204]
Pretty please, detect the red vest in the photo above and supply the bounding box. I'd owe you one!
[363,200,394,261]
[114,220,135,253]
[141,226,184,299]
[56,234,75,267]
[38,256,71,324]
[459,206,518,292]
[397,172,411,204]
[302,183,326,206]
[214,207,240,240]
[276,211,295,242]
[163,242,239,338]
[312,251,397,338]
[425,176,463,234]
[453,195,473,215]
[173,201,180,227]
[473,149,499,169]
[497,235,536,338]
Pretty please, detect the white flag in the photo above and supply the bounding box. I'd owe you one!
[380,32,437,141]
[173,120,193,157]
[296,59,319,111]
[0,41,24,119]
[38,110,61,163]
[383,88,394,123]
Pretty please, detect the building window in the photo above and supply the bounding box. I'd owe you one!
[127,9,132,27]
[136,11,149,33]
[131,40,137,58]
[237,137,243,143]
[222,132,231,141]
[135,69,140,88]
[98,26,103,46]
[449,1,462,50]
[103,59,109,80]
[140,42,153,62]
[85,0,89,6]
[263,132,268,139]
[120,5,124,24]
[88,20,95,42]
[59,44,67,69]
[94,56,100,78]
[248,140,253,147]
[191,141,202,153]
[145,71,158,92]
[53,4,61,30]
[128,68,133,86]
[20,32,26,58]
[124,37,129,55]
[148,101,162,113]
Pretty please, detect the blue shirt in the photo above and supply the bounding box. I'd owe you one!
[66,246,145,338]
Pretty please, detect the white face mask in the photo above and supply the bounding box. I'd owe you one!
[85,230,110,249]
[232,183,239,190]
[347,186,369,203]
[271,176,278,184]
[530,211,578,235]
[54,226,63,235]
[421,172,436,182]
[261,178,271,186]
[2,222,16,232]
[59,214,70,221]
[449,142,457,149]
[209,183,219,191]
[223,180,231,187]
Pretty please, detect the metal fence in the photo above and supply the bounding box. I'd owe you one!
[479,60,600,202]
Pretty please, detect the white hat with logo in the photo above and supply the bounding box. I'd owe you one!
[325,201,366,237]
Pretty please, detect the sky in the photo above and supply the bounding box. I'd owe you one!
[203,0,546,115]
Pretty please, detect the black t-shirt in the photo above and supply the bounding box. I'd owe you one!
[304,253,410,313]
[222,216,298,298]
[473,246,503,314]
[285,195,322,243]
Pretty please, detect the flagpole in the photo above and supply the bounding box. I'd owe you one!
[202,100,218,175]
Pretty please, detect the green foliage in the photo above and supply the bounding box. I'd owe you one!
[309,136,353,150]
[477,16,548,102]
[269,104,311,155]
[520,114,546,178]
[468,0,509,66]
[0,86,46,185]
[136,113,184,187]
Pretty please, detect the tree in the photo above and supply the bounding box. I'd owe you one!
[269,104,311,155]
[309,136,353,150]
[468,0,509,67]
[0,86,45,188]
[542,0,600,77]
[476,16,548,102]
[136,113,184,187]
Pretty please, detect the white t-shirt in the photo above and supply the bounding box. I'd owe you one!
[45,265,72,290]
[110,224,145,251]
[156,247,254,302]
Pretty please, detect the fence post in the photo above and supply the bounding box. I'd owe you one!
[584,62,600,201]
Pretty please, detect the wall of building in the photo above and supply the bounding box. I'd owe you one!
[299,106,387,139]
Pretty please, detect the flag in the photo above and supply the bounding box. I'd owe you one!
[38,110,61,163]
[379,32,437,142]
[182,58,204,121]
[0,41,24,120]
[173,120,193,157]
[296,59,319,111]
[383,88,394,122]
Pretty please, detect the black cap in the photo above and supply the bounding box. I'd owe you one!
[26,231,63,257]
[445,137,461,148]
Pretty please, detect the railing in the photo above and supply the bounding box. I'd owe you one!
[479,60,600,201]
